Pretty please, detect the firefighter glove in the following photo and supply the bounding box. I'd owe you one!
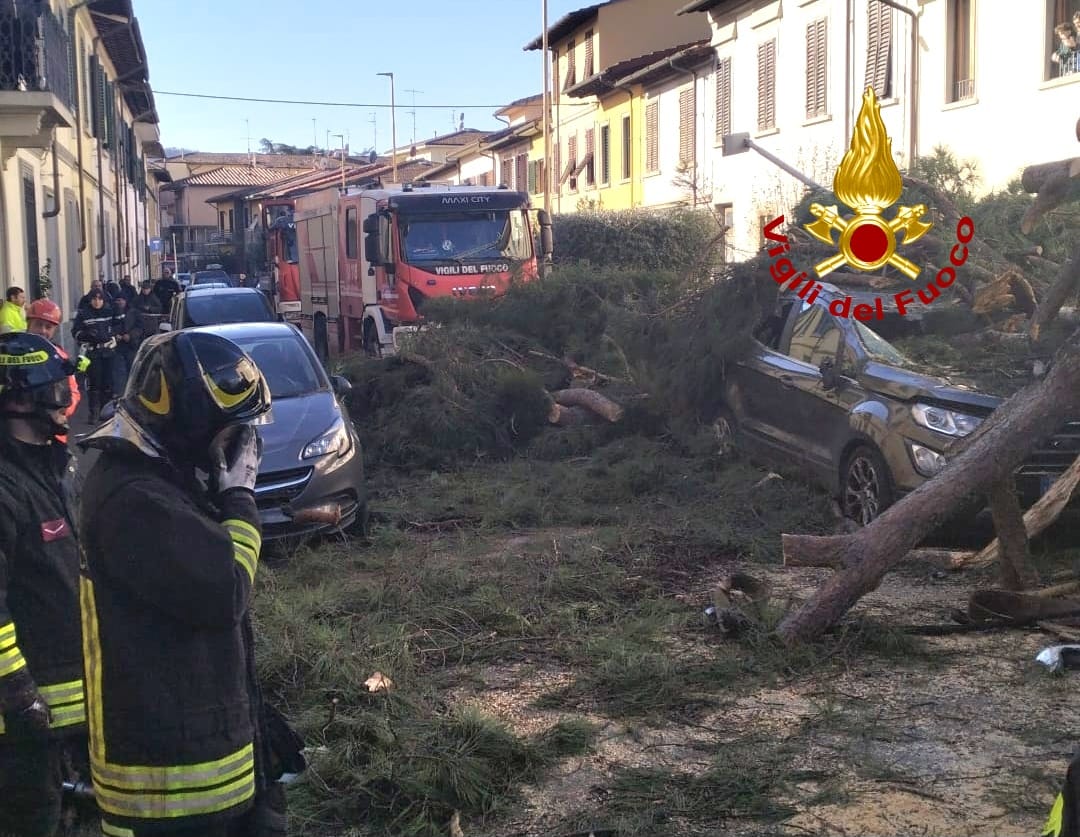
[5,693,52,738]
[76,354,90,373]
[210,424,262,495]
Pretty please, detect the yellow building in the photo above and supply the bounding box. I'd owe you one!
[0,0,163,349]
[524,0,709,214]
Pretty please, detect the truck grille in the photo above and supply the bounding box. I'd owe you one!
[1017,420,1080,476]
[254,467,312,504]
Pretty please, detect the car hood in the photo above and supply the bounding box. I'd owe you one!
[857,361,1002,412]
[258,392,341,473]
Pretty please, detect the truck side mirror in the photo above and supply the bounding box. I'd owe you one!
[378,213,395,276]
[538,209,553,261]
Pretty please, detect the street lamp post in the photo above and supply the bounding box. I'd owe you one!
[333,133,346,189]
[541,0,551,218]
[378,72,398,183]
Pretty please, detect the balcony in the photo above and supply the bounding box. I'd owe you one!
[0,6,75,157]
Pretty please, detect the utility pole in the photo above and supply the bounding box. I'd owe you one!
[312,117,317,150]
[404,88,422,144]
[369,112,377,157]
[377,72,397,182]
[333,133,345,189]
[541,0,551,218]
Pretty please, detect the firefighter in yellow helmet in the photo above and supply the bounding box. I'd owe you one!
[77,330,301,836]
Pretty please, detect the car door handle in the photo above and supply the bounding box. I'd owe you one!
[779,375,796,388]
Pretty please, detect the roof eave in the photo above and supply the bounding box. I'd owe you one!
[523,4,603,51]
[614,44,715,86]
[676,0,722,14]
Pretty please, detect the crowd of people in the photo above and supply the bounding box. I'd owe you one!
[1052,12,1080,76]
[0,268,299,836]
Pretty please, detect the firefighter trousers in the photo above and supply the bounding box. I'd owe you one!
[0,732,89,837]
[100,782,287,837]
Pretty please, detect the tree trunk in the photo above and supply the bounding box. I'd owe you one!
[552,388,625,422]
[987,478,1040,590]
[1021,157,1080,194]
[1030,241,1080,341]
[775,330,1080,645]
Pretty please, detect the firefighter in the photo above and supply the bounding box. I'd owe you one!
[25,298,86,445]
[0,287,26,335]
[78,330,291,836]
[0,332,87,837]
[73,291,116,423]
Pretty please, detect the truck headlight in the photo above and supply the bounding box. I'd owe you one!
[910,443,947,478]
[911,403,984,437]
[302,418,351,460]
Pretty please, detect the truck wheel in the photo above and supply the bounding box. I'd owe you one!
[313,313,330,364]
[841,445,895,527]
[363,320,382,359]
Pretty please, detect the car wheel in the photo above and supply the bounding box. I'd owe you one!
[841,445,895,526]
[712,406,738,457]
[348,502,370,538]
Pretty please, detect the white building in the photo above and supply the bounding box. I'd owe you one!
[678,0,1080,261]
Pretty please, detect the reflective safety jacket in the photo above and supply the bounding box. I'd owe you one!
[0,430,85,735]
[79,446,264,831]
[0,301,26,335]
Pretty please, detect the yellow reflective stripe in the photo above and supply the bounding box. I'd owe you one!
[224,518,260,549]
[80,577,107,760]
[1044,792,1065,837]
[233,545,256,584]
[40,679,83,705]
[94,768,255,819]
[0,645,27,677]
[101,821,135,837]
[0,622,15,644]
[48,702,85,729]
[92,742,254,791]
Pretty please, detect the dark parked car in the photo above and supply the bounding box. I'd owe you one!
[163,287,275,332]
[188,322,367,540]
[721,285,1076,525]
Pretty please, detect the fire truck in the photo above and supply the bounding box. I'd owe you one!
[290,182,553,360]
[264,200,301,319]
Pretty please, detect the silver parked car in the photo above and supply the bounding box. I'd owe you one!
[187,321,367,540]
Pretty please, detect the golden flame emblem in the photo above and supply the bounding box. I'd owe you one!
[804,87,932,280]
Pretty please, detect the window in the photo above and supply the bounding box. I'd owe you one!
[234,335,324,400]
[754,300,796,351]
[584,128,596,186]
[567,134,578,190]
[621,115,632,180]
[715,203,734,265]
[219,211,226,232]
[528,158,547,194]
[553,49,560,96]
[806,18,828,118]
[866,3,894,98]
[758,214,773,248]
[500,157,513,188]
[946,0,976,100]
[515,153,528,191]
[757,39,777,131]
[565,39,576,88]
[599,124,611,185]
[787,304,843,368]
[645,101,659,173]
[1047,0,1080,79]
[584,30,595,77]
[715,56,732,142]
[678,87,696,167]
[345,207,357,258]
[228,209,235,233]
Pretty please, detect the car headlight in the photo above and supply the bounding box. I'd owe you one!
[909,443,947,478]
[302,418,351,460]
[911,403,984,437]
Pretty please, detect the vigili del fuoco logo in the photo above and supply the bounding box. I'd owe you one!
[763,86,975,319]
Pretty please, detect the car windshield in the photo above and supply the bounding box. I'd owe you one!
[853,320,909,365]
[194,270,230,283]
[185,293,273,326]
[232,334,325,400]
[400,210,532,263]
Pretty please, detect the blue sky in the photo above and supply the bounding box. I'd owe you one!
[135,0,583,154]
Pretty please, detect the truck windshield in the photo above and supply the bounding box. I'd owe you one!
[400,210,532,263]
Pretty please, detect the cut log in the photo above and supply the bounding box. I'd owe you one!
[551,405,594,427]
[1030,241,1080,342]
[1021,157,1080,194]
[775,329,1080,645]
[1022,176,1080,235]
[987,478,1040,590]
[552,388,625,423]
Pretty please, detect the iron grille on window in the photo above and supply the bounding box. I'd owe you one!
[0,5,75,108]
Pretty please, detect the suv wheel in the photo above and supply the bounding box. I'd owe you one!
[842,445,894,526]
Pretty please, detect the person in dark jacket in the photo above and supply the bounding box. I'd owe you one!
[78,330,291,836]
[153,269,181,313]
[110,295,136,393]
[0,332,87,836]
[73,291,116,423]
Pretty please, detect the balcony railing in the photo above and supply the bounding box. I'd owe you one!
[952,78,975,102]
[0,6,75,109]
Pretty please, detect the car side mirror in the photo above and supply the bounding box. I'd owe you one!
[99,400,117,421]
[331,374,352,396]
[819,358,840,391]
[159,322,172,333]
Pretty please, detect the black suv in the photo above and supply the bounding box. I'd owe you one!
[162,287,275,333]
[722,285,1076,524]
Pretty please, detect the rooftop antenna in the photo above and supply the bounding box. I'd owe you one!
[369,111,377,154]
[404,88,423,144]
[244,118,254,166]
[312,117,317,150]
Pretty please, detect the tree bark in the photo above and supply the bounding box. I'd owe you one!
[552,388,625,422]
[987,478,1040,590]
[775,330,1080,645]
[1030,241,1080,341]
[1021,157,1080,194]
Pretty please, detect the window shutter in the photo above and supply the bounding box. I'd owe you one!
[757,40,776,131]
[585,128,595,185]
[553,49,560,97]
[806,19,827,118]
[565,40,576,89]
[567,134,578,186]
[516,153,528,191]
[600,125,610,184]
[585,31,595,77]
[528,160,537,194]
[715,56,732,141]
[865,4,893,97]
[500,157,513,188]
[678,87,695,166]
[645,101,658,172]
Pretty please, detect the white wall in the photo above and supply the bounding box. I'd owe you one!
[641,69,711,208]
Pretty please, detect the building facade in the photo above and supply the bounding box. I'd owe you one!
[0,0,164,346]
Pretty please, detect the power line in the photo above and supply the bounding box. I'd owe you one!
[151,88,592,109]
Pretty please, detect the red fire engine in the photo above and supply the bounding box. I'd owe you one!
[290,182,552,360]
